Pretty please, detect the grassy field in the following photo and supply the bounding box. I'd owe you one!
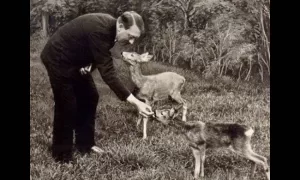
[30,34,270,180]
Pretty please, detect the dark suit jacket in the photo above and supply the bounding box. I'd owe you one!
[41,13,131,101]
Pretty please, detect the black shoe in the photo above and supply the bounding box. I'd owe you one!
[76,145,105,155]
[52,146,73,163]
[76,145,92,155]
[53,153,73,163]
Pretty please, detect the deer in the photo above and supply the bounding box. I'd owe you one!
[154,105,270,180]
[121,51,188,139]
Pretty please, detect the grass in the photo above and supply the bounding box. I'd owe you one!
[30,33,270,180]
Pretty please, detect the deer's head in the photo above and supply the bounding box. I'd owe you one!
[121,52,153,66]
[154,105,183,124]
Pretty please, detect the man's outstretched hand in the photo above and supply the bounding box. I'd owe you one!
[137,101,153,118]
[126,94,154,118]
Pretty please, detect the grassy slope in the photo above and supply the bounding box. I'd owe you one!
[30,36,270,180]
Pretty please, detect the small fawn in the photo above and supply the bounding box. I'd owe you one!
[154,106,270,180]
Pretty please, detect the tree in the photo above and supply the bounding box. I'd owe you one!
[30,0,270,83]
[164,0,203,31]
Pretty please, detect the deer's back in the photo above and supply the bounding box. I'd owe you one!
[148,72,185,90]
[149,72,185,82]
[136,72,185,101]
[204,123,251,148]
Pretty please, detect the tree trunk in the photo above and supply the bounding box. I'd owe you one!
[245,58,252,81]
[172,52,181,66]
[42,11,49,37]
[190,44,195,69]
[172,39,176,53]
[161,49,165,62]
[183,13,188,31]
[143,44,148,53]
[152,45,156,61]
[238,63,243,82]
[260,4,270,68]
[258,60,264,83]
[169,38,172,64]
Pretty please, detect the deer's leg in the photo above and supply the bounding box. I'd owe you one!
[244,152,269,180]
[140,100,153,139]
[170,93,187,122]
[250,161,257,178]
[244,142,270,180]
[135,97,149,131]
[249,150,270,180]
[199,147,206,178]
[182,99,188,122]
[231,143,270,180]
[179,80,187,122]
[192,147,201,179]
[136,115,142,129]
[142,117,149,139]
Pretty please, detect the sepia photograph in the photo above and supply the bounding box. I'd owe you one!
[30,0,270,179]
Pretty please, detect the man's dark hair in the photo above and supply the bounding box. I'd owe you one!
[119,11,145,34]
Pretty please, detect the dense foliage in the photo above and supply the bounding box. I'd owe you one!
[30,0,270,83]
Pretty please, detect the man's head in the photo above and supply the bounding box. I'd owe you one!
[115,11,145,45]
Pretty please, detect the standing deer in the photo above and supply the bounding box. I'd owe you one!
[154,106,270,180]
[121,51,188,139]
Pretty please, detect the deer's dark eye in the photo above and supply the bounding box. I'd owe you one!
[131,54,133,57]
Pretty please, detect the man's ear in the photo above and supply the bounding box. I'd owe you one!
[118,23,125,32]
[116,18,125,33]
[119,23,124,29]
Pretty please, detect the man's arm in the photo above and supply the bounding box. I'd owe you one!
[88,32,131,101]
[88,32,153,117]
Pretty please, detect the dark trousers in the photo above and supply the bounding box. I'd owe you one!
[42,61,99,162]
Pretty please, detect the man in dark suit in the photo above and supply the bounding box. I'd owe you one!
[40,11,153,163]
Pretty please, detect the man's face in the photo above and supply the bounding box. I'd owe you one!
[115,11,143,46]
[116,24,141,46]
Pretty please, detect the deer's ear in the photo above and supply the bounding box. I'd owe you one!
[140,53,152,62]
[140,52,149,57]
[147,55,153,60]
[174,104,182,112]
[169,108,175,117]
[144,54,153,62]
[139,52,147,61]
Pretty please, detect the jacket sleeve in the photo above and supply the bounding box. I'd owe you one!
[88,32,131,101]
